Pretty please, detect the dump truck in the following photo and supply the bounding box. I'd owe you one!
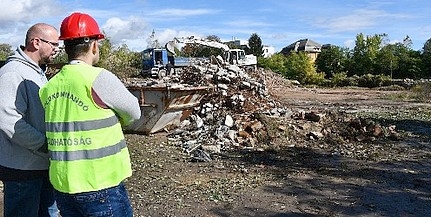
[1,60,209,135]
[140,47,205,79]
[141,47,172,78]
[140,47,196,78]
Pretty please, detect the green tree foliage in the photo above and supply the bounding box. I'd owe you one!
[0,43,13,60]
[421,37,431,77]
[260,52,324,85]
[53,49,68,64]
[397,49,422,79]
[341,33,424,80]
[33,31,431,83]
[374,36,422,79]
[248,33,263,57]
[284,52,325,85]
[330,72,348,87]
[376,44,398,78]
[96,37,141,78]
[356,74,392,88]
[98,37,113,64]
[349,33,385,76]
[315,45,348,78]
[180,43,197,57]
[258,53,288,74]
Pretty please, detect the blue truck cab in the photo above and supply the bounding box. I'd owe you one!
[141,48,171,78]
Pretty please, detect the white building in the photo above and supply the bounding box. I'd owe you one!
[262,45,275,58]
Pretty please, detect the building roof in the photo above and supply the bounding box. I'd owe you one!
[280,38,322,54]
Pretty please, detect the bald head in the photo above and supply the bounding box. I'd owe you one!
[23,23,60,65]
[25,23,58,46]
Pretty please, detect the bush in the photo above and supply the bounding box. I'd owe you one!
[347,75,360,87]
[330,72,348,87]
[356,74,391,88]
[411,82,431,102]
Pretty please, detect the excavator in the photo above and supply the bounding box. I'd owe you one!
[141,36,257,78]
[166,36,257,70]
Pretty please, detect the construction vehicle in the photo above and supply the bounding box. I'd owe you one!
[166,36,257,71]
[1,60,209,135]
[140,47,173,78]
[140,47,203,78]
[141,36,258,78]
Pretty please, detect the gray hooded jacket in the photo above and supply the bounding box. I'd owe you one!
[0,47,49,170]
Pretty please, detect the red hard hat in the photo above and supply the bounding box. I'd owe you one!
[59,12,105,40]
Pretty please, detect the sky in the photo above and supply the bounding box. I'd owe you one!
[1,0,431,52]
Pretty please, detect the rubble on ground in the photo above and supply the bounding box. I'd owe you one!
[122,60,402,161]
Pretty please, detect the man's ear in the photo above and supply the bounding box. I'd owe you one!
[91,41,98,55]
[31,38,41,50]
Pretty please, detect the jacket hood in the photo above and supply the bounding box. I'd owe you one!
[6,46,45,75]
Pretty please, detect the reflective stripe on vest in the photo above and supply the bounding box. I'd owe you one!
[50,140,126,161]
[46,115,119,132]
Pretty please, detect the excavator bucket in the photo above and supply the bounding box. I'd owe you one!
[125,84,210,134]
[165,41,176,55]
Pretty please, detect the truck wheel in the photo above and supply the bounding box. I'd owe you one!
[158,69,167,79]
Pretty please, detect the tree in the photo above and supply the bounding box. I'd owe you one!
[146,29,160,49]
[259,53,288,74]
[248,33,263,57]
[315,45,349,78]
[376,44,398,78]
[0,43,13,60]
[53,49,68,64]
[421,37,431,77]
[350,33,385,76]
[397,49,422,79]
[284,51,325,85]
[95,36,141,78]
[375,35,422,79]
[181,44,198,57]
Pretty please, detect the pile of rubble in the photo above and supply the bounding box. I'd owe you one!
[124,61,402,161]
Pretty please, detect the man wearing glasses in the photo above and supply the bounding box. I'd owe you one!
[0,23,60,216]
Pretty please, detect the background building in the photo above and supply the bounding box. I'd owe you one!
[280,39,322,62]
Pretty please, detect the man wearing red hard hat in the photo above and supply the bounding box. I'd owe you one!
[39,12,141,217]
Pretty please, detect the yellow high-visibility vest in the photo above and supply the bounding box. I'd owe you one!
[39,63,132,194]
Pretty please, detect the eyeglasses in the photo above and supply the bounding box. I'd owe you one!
[38,38,60,48]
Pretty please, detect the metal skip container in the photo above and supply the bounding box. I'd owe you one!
[125,84,209,134]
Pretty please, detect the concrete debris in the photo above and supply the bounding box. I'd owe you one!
[224,115,234,127]
[122,59,402,161]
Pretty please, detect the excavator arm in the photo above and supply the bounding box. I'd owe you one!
[165,36,230,55]
[165,36,256,69]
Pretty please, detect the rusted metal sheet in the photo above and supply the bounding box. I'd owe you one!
[125,84,209,134]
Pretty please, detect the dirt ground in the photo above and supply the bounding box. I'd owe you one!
[124,86,431,217]
[1,85,431,217]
